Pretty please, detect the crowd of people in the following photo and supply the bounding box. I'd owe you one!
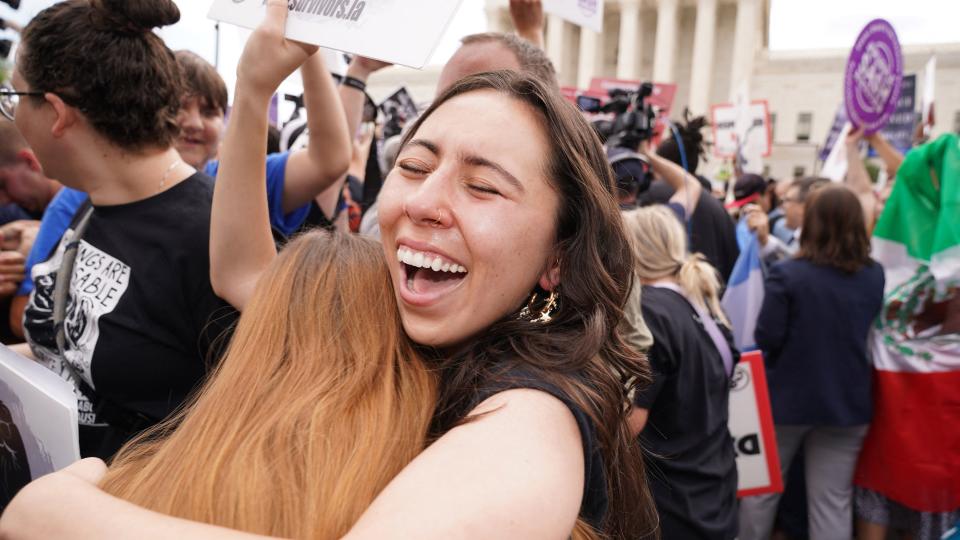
[0,0,955,539]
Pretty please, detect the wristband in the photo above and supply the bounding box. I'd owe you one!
[341,76,367,93]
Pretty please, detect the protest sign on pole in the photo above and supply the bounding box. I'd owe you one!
[0,345,79,508]
[844,18,903,134]
[819,121,853,182]
[819,104,848,162]
[710,100,772,160]
[208,0,465,69]
[874,73,916,156]
[730,351,783,498]
[819,73,916,178]
[543,0,604,33]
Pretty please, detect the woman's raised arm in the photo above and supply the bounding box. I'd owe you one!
[209,0,317,310]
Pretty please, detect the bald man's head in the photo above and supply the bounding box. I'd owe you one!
[436,32,558,95]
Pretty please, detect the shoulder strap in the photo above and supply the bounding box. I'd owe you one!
[53,203,94,355]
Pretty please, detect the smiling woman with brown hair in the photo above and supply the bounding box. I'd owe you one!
[0,2,657,539]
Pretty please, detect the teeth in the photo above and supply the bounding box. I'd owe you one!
[397,247,467,274]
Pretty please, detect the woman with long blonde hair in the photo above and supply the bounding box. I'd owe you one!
[99,231,436,539]
[623,205,740,540]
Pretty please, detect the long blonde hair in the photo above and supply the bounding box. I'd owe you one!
[622,206,729,327]
[100,231,437,539]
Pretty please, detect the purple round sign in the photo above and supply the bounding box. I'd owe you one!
[844,19,903,134]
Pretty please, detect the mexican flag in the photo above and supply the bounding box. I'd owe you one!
[855,133,960,512]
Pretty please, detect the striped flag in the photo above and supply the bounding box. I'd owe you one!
[855,133,960,512]
[722,221,765,352]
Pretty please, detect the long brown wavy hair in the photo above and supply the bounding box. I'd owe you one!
[100,232,436,539]
[404,71,658,539]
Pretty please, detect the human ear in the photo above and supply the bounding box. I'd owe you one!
[45,93,77,138]
[537,254,561,292]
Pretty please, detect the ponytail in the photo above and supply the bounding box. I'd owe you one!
[677,253,730,328]
[623,205,731,328]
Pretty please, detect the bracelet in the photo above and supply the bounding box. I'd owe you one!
[341,76,367,92]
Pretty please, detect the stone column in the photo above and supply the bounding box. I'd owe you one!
[652,0,679,83]
[616,0,643,80]
[546,14,569,83]
[729,0,761,99]
[688,0,718,114]
[577,27,602,89]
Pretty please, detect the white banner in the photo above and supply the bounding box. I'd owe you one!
[208,0,465,69]
[711,100,772,164]
[543,0,604,33]
[0,345,79,504]
[729,351,783,497]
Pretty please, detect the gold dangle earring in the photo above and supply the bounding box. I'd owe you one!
[518,290,559,324]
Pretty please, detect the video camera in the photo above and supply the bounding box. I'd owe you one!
[577,82,657,150]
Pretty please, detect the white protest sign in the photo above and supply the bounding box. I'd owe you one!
[208,0,465,69]
[820,121,853,182]
[711,100,772,161]
[729,351,782,497]
[544,0,604,33]
[0,345,79,507]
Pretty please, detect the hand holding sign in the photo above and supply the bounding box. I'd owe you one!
[509,0,545,47]
[238,1,319,99]
[209,0,464,69]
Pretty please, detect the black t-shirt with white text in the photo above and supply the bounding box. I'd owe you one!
[24,173,237,459]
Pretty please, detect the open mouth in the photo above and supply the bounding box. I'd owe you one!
[397,246,468,302]
[179,135,205,146]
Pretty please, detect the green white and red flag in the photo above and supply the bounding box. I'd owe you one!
[855,133,960,512]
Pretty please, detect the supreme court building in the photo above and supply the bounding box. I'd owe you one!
[367,0,960,181]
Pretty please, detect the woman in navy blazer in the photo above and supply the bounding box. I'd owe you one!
[739,185,885,540]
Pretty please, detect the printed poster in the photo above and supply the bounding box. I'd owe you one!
[208,0,465,69]
[0,345,79,509]
[729,351,783,497]
[544,0,604,33]
[710,100,773,159]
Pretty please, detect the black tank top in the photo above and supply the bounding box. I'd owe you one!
[469,368,608,529]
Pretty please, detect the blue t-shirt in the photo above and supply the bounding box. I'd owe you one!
[18,152,307,297]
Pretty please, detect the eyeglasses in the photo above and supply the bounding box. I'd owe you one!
[0,85,45,121]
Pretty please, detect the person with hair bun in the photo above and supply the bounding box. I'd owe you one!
[640,113,740,283]
[8,0,238,460]
[623,205,739,540]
